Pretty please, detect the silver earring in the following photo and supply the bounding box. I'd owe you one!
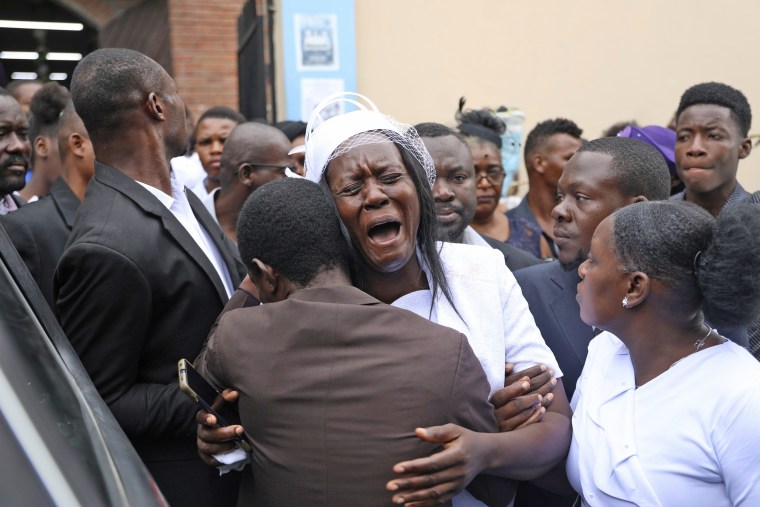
[622,296,629,308]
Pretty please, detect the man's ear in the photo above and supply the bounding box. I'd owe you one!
[69,133,87,158]
[250,258,277,300]
[34,136,49,158]
[146,92,165,121]
[623,271,650,309]
[237,163,255,187]
[531,153,546,174]
[739,137,753,160]
[630,195,648,204]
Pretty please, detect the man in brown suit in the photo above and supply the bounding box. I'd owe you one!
[195,178,505,506]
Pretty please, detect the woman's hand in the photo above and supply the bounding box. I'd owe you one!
[386,424,492,506]
[491,363,556,431]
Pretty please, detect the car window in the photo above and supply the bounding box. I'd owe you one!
[0,259,111,506]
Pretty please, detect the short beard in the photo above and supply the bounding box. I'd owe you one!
[436,223,466,244]
[0,154,29,195]
[560,249,587,272]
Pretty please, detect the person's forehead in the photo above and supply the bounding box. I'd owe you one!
[424,135,471,164]
[327,141,404,176]
[677,103,736,130]
[591,215,614,245]
[0,96,27,123]
[561,151,616,188]
[545,133,582,153]
[197,117,238,134]
[16,82,42,97]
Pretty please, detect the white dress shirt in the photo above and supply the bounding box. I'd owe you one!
[136,174,234,298]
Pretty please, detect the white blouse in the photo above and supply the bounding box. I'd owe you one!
[568,332,760,507]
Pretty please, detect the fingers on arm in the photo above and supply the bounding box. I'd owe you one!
[494,393,543,432]
[490,378,531,408]
[504,363,546,386]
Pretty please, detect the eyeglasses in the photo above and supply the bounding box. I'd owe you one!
[233,162,295,175]
[475,168,506,185]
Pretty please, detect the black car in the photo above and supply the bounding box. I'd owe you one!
[0,224,167,507]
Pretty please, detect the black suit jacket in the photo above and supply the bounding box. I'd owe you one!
[54,162,246,506]
[1,178,79,308]
[514,261,594,400]
[480,233,542,271]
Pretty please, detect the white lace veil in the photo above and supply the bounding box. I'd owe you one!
[302,92,435,186]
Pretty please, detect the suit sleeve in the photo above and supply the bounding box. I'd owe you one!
[193,288,257,389]
[500,264,563,377]
[55,242,197,438]
[450,334,517,506]
[1,216,42,287]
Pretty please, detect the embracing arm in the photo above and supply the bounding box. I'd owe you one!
[388,380,570,506]
[55,243,197,438]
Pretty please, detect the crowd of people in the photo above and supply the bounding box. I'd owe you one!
[0,47,759,507]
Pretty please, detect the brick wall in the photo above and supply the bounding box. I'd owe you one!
[168,0,247,119]
[58,0,145,28]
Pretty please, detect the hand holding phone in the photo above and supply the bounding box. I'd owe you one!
[178,358,252,453]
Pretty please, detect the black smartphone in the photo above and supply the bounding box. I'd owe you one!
[178,358,252,453]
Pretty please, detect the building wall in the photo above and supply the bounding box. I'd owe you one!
[167,0,247,119]
[351,0,760,192]
[100,0,173,73]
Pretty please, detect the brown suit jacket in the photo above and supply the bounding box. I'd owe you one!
[195,285,505,507]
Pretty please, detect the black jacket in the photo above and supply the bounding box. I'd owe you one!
[54,162,245,506]
[1,178,79,308]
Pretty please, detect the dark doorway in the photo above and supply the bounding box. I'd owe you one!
[0,1,97,88]
[238,0,276,122]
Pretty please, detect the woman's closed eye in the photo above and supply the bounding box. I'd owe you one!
[378,173,404,185]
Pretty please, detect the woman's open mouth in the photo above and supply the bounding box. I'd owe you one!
[368,221,401,243]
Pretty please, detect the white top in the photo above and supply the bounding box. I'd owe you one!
[201,187,220,224]
[393,242,559,507]
[189,179,211,200]
[568,331,760,507]
[394,242,561,396]
[136,175,234,298]
[461,225,492,249]
[170,151,206,190]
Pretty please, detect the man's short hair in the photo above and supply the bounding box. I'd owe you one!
[414,122,455,138]
[576,136,670,201]
[676,82,752,137]
[197,106,246,127]
[70,48,166,141]
[237,178,351,287]
[524,118,583,167]
[274,120,307,142]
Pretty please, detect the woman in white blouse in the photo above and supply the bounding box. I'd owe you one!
[569,200,760,506]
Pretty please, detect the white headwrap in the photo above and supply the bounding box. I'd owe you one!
[302,92,435,186]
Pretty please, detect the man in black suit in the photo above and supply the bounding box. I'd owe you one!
[415,122,541,272]
[515,137,671,400]
[0,89,30,215]
[54,48,245,507]
[1,104,94,307]
[512,137,671,507]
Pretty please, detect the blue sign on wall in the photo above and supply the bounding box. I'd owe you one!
[281,0,357,121]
